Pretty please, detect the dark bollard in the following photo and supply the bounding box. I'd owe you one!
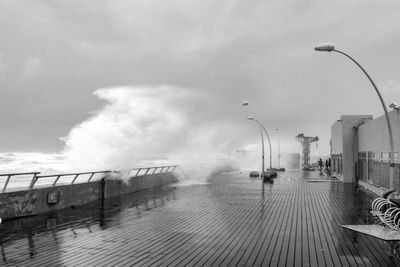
[262,172,273,182]
[250,171,260,178]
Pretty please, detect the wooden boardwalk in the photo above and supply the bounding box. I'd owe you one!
[0,170,399,266]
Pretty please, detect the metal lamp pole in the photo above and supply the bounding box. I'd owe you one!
[276,128,280,169]
[243,102,265,174]
[247,117,272,172]
[315,43,395,190]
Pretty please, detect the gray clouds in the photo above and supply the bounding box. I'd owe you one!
[1,0,400,155]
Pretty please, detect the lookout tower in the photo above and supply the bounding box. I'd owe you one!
[295,133,319,170]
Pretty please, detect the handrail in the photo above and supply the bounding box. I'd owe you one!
[0,172,41,177]
[0,165,178,193]
[33,170,112,188]
[36,171,112,178]
[128,165,178,177]
[0,172,41,193]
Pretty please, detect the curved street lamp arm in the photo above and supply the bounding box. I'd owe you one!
[334,49,395,188]
[260,124,273,171]
[245,104,265,173]
[249,105,260,121]
[251,119,273,171]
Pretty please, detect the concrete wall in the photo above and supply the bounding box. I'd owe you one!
[331,121,343,155]
[331,115,373,183]
[104,173,178,199]
[0,172,178,220]
[342,122,356,183]
[331,110,400,190]
[0,183,101,219]
[356,110,400,190]
[358,110,400,152]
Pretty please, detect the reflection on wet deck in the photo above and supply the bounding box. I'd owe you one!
[0,170,399,266]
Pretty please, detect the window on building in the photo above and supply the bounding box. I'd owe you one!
[381,152,390,162]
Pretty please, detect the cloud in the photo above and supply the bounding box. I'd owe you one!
[23,57,42,79]
[0,52,6,79]
[1,0,400,156]
[381,79,400,93]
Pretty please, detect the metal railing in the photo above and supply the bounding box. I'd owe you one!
[33,170,112,188]
[0,172,40,193]
[127,165,178,177]
[0,165,178,193]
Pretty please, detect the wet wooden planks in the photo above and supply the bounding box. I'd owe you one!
[3,172,400,266]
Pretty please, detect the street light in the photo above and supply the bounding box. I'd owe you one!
[315,43,395,191]
[247,117,272,172]
[275,129,281,169]
[242,101,265,174]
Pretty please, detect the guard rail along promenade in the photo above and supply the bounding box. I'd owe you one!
[0,165,178,220]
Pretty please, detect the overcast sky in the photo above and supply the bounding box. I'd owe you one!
[1,0,400,158]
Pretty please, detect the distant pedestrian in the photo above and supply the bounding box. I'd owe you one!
[318,158,323,171]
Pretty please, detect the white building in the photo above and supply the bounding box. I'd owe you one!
[331,111,400,191]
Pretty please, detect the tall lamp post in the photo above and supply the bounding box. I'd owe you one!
[242,102,265,174]
[315,43,395,190]
[276,128,281,169]
[247,117,272,172]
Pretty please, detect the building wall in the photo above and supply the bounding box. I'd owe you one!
[342,122,356,183]
[331,115,373,183]
[358,111,400,152]
[331,121,343,155]
[332,110,400,191]
[357,110,400,190]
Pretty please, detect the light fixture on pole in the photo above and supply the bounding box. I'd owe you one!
[315,43,395,191]
[389,102,399,111]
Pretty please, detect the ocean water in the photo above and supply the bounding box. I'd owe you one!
[0,152,179,191]
[0,152,68,174]
[0,152,239,192]
[0,152,69,191]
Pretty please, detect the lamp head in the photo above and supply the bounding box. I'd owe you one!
[242,101,249,106]
[389,102,399,110]
[247,117,255,121]
[314,43,335,52]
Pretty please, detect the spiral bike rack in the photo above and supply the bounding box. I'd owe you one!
[371,196,400,230]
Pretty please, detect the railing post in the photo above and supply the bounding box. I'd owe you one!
[144,168,151,175]
[135,168,141,177]
[87,173,95,183]
[172,166,177,171]
[2,175,12,193]
[29,173,38,190]
[165,166,171,172]
[71,174,80,184]
[159,167,165,173]
[53,175,61,186]
[152,167,158,174]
